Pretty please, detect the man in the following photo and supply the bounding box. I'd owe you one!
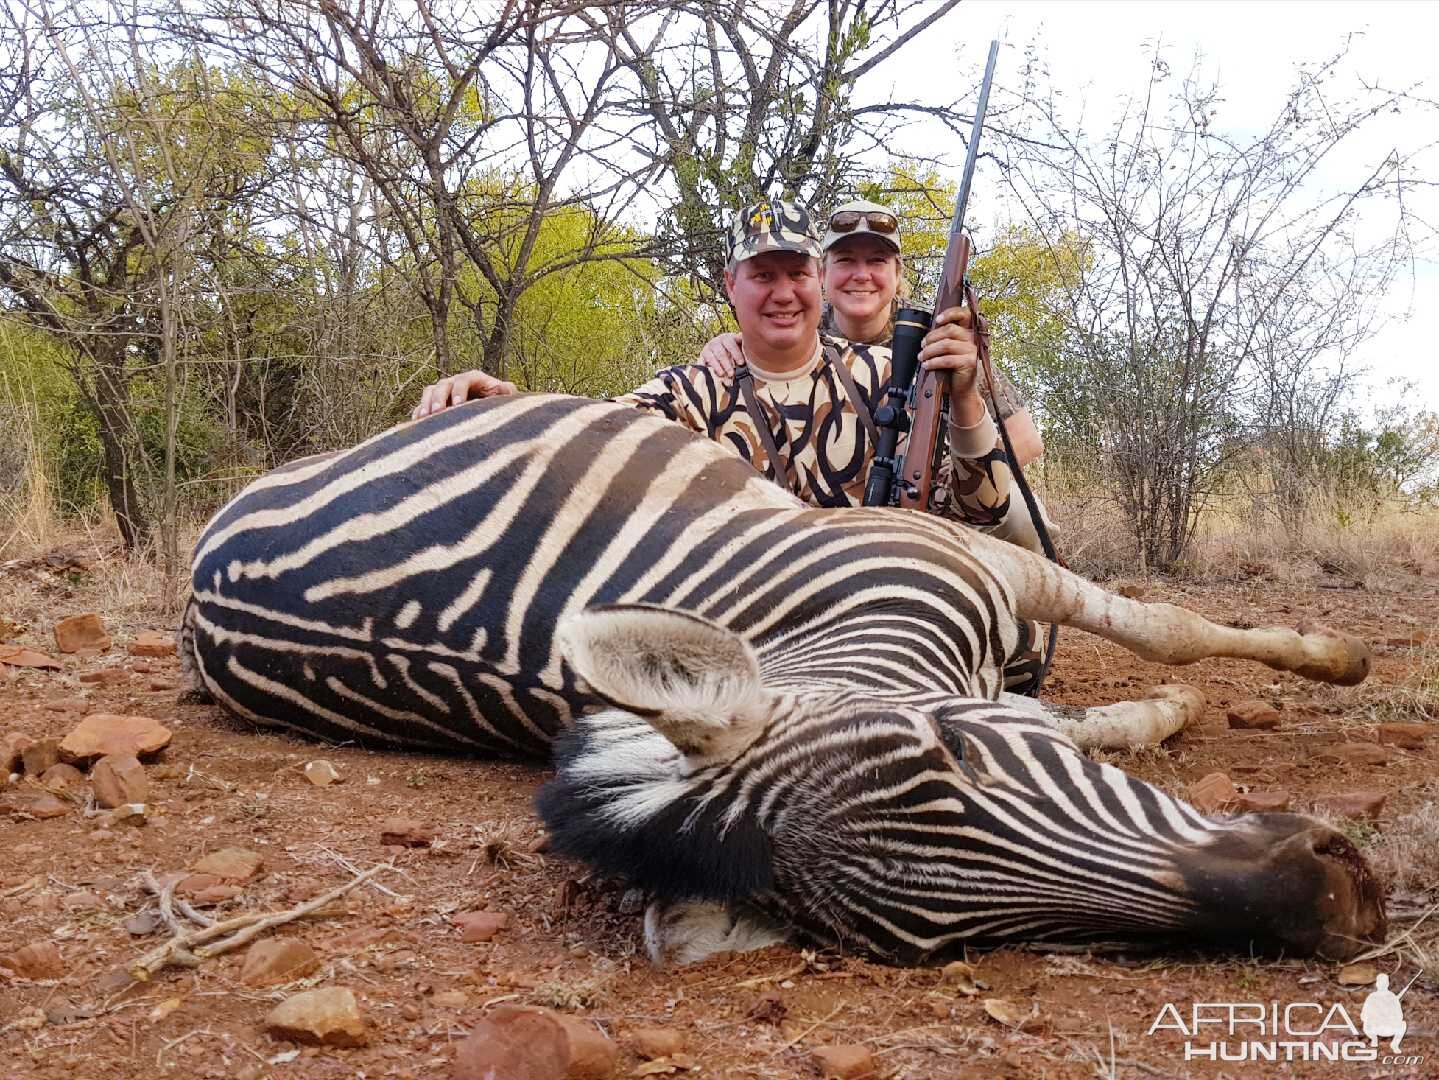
[414,199,1008,529]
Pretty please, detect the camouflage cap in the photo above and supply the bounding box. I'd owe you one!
[726,199,822,267]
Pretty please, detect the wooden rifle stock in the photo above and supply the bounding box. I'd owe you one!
[896,235,973,512]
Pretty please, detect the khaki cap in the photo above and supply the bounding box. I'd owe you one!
[821,199,902,254]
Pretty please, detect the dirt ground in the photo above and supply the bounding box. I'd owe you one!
[1,548,1436,1079]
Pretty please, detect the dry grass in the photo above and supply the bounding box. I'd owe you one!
[1036,476,1439,585]
[1,521,198,633]
[1367,783,1439,894]
[0,379,59,559]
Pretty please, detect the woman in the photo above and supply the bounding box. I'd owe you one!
[699,199,1045,468]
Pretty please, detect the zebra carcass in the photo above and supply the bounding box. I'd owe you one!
[184,394,1384,965]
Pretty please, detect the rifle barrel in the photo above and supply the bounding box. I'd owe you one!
[950,39,1000,239]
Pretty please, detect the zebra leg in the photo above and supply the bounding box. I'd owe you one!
[974,534,1371,685]
[1000,684,1205,751]
[644,899,788,968]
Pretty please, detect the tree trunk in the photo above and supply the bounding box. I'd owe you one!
[89,339,150,551]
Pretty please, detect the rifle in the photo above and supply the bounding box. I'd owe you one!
[863,39,1000,510]
[862,41,1059,561]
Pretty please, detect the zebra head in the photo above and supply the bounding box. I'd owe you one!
[538,604,1386,966]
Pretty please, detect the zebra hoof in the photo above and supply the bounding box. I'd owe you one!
[1143,683,1205,730]
[1294,623,1372,687]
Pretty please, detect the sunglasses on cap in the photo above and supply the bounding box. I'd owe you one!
[827,210,899,234]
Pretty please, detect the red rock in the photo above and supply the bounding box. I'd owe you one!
[3,732,34,774]
[1188,772,1238,814]
[21,737,61,776]
[453,1008,567,1080]
[59,714,172,764]
[0,644,62,669]
[1229,789,1292,813]
[1376,723,1433,750]
[147,679,177,692]
[551,1013,619,1080]
[127,630,176,657]
[90,754,149,808]
[630,1025,684,1060]
[379,818,435,847]
[78,667,127,685]
[454,911,510,943]
[1114,582,1148,599]
[7,942,64,980]
[96,803,146,828]
[189,884,242,906]
[1226,701,1282,730]
[812,1044,876,1079]
[265,987,368,1047]
[40,762,85,793]
[20,793,71,819]
[240,939,321,986]
[191,847,263,881]
[54,613,111,653]
[176,873,224,896]
[1313,791,1388,821]
[43,697,90,713]
[431,989,470,1008]
[1318,743,1393,766]
[62,890,103,911]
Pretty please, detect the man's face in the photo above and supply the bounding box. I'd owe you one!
[724,250,822,360]
[822,234,900,325]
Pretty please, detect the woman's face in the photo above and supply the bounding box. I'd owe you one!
[821,234,901,329]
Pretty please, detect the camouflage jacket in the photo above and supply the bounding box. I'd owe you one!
[613,334,1017,533]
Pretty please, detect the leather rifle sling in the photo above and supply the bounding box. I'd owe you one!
[825,345,881,447]
[733,362,799,492]
[969,282,1062,691]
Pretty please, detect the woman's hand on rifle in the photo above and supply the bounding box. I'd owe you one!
[412,369,519,419]
[919,305,986,427]
[699,332,744,380]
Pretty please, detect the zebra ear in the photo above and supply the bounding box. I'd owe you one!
[559,604,766,757]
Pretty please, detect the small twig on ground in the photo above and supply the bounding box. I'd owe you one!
[157,1028,215,1067]
[126,863,392,981]
[141,870,214,930]
[730,959,808,990]
[316,847,409,899]
[768,1004,845,1057]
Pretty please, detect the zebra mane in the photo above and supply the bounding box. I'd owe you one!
[536,711,775,902]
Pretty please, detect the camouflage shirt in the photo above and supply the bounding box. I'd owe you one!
[613,334,1017,532]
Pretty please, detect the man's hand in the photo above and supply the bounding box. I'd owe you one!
[920,305,984,427]
[699,332,744,379]
[412,369,518,420]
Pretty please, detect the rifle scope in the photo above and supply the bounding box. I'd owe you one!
[862,305,933,506]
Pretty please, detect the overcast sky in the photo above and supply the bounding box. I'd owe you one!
[872,0,1437,414]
